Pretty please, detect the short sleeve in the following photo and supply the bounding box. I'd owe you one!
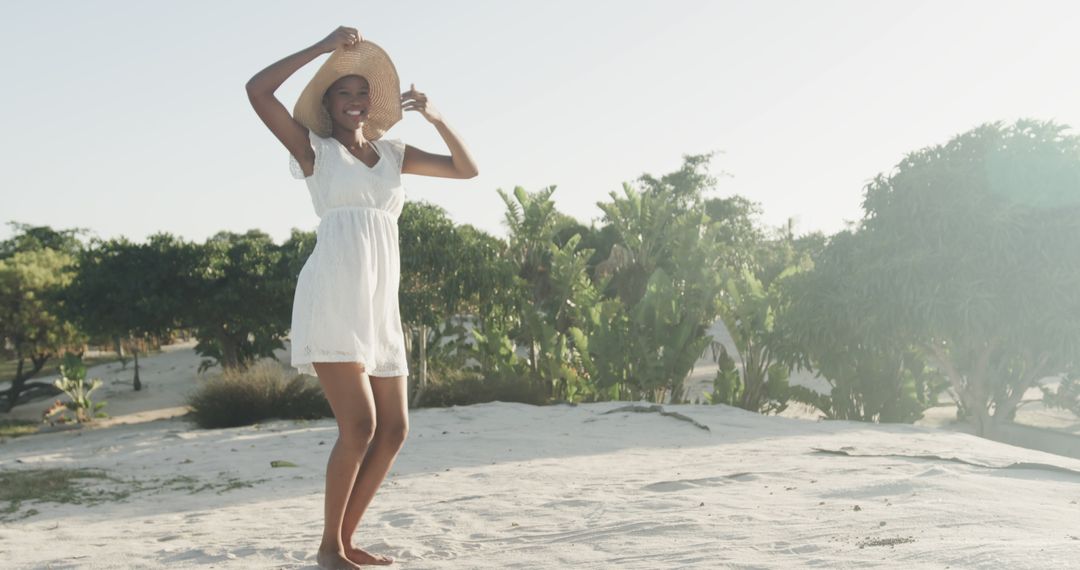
[288,130,324,180]
[383,138,406,173]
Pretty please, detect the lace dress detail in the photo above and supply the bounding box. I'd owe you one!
[287,129,410,377]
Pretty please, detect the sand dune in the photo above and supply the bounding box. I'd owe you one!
[2,343,1079,568]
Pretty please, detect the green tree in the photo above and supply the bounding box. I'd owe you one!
[279,228,317,281]
[707,235,812,413]
[819,120,1080,436]
[0,248,85,410]
[783,230,947,422]
[496,185,578,390]
[399,201,477,405]
[585,154,727,403]
[0,222,87,260]
[184,230,293,372]
[61,233,196,390]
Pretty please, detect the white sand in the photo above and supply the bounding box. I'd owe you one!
[2,342,1080,569]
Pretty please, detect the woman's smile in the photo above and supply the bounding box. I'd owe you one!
[344,108,367,123]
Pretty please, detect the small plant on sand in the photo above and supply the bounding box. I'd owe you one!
[186,359,331,429]
[42,353,107,425]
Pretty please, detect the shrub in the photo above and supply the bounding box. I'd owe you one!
[417,368,548,408]
[186,359,331,429]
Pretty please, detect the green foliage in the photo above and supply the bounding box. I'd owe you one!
[827,119,1080,435]
[400,201,467,329]
[0,248,83,357]
[403,217,522,401]
[704,195,765,268]
[185,359,330,429]
[706,233,814,414]
[61,233,196,389]
[493,185,596,401]
[492,162,731,405]
[497,185,564,276]
[596,182,683,306]
[789,347,943,423]
[702,346,740,405]
[0,246,85,410]
[185,230,293,372]
[784,231,947,422]
[631,268,716,402]
[570,299,631,401]
[416,368,548,407]
[635,152,720,210]
[43,353,107,424]
[527,234,607,402]
[0,222,87,260]
[455,224,519,323]
[279,228,317,285]
[583,154,728,403]
[468,319,530,382]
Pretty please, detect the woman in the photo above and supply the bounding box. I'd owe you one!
[245,26,478,569]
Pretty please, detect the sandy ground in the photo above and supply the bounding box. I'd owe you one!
[1,339,1079,568]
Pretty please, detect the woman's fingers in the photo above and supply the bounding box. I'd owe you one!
[400,84,426,99]
[400,83,431,115]
[337,26,362,46]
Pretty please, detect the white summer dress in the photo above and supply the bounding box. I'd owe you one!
[288,129,410,378]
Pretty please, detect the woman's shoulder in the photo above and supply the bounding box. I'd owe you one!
[307,128,331,146]
[374,138,405,172]
[289,129,331,180]
[379,137,405,150]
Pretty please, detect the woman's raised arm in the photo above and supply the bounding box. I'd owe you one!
[245,26,361,167]
[400,84,480,179]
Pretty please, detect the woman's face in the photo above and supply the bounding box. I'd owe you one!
[323,75,371,132]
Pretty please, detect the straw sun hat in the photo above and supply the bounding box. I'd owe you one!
[292,40,402,140]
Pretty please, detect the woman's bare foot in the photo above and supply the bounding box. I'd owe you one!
[317,545,363,569]
[344,545,395,565]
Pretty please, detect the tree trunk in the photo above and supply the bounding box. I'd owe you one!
[113,335,128,369]
[992,351,1050,424]
[969,394,992,437]
[133,346,142,391]
[2,351,53,412]
[217,331,241,370]
[410,324,428,409]
[6,354,26,411]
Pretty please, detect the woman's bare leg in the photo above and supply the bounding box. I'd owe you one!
[313,361,376,570]
[340,374,409,566]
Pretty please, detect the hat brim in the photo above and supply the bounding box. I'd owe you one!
[292,40,402,140]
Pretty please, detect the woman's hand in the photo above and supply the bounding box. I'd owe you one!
[401,83,443,124]
[313,26,362,54]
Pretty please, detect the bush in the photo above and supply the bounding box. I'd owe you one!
[186,359,331,429]
[417,368,548,408]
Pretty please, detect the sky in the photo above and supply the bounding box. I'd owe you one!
[2,0,1078,245]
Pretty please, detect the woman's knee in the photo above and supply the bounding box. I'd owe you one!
[375,421,409,446]
[339,419,377,450]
